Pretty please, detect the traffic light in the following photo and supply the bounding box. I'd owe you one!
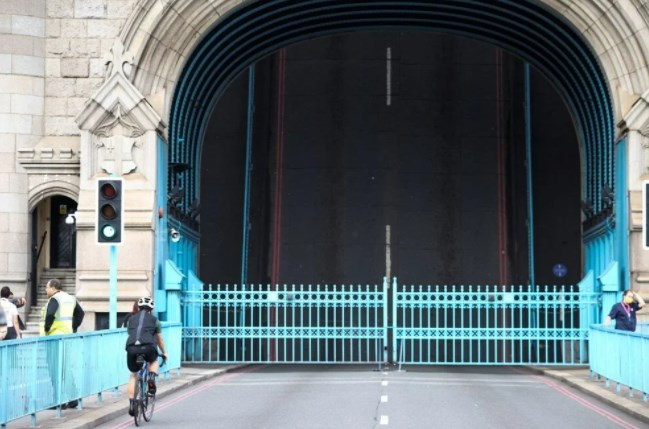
[97,178,123,244]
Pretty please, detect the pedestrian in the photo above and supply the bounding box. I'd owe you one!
[604,290,645,332]
[0,286,22,340]
[125,297,167,417]
[41,278,85,410]
[120,300,140,328]
[7,290,26,331]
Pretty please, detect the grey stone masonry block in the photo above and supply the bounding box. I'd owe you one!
[75,0,107,18]
[0,176,8,194]
[108,0,135,19]
[46,38,69,56]
[66,96,87,116]
[31,114,43,135]
[60,19,87,38]
[32,40,45,58]
[0,35,34,56]
[0,54,10,73]
[12,55,45,77]
[1,0,45,17]
[47,0,74,19]
[9,175,28,196]
[46,58,61,77]
[70,39,100,57]
[46,19,61,38]
[45,115,80,136]
[45,96,66,115]
[32,78,44,97]
[0,75,35,95]
[89,57,107,77]
[61,58,89,77]
[87,19,121,38]
[74,77,103,96]
[0,94,9,113]
[0,114,31,135]
[11,16,44,37]
[46,77,75,96]
[11,94,44,116]
[0,15,11,34]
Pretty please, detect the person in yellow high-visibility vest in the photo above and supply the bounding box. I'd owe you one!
[42,278,85,410]
[42,279,84,336]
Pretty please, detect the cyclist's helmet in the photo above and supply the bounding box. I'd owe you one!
[137,296,154,310]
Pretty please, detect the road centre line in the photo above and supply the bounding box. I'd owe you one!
[382,380,388,386]
[381,395,388,403]
[380,415,389,425]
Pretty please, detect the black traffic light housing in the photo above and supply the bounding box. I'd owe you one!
[97,178,123,244]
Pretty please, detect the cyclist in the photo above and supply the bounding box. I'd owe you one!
[125,296,167,416]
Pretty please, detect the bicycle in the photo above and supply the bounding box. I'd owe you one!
[132,354,164,426]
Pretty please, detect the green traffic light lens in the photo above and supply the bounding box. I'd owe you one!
[101,225,116,239]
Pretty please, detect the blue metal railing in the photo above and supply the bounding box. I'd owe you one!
[394,283,600,365]
[0,323,181,427]
[589,324,649,400]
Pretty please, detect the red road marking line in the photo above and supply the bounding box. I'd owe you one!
[109,366,260,429]
[515,369,640,429]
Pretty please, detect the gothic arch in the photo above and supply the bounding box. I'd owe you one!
[120,0,649,122]
[28,181,80,212]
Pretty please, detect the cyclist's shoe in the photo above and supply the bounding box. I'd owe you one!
[128,399,135,416]
[147,379,157,396]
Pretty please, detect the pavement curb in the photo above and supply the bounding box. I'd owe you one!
[524,366,649,426]
[50,364,250,429]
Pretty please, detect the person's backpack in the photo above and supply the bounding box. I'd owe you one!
[0,301,7,340]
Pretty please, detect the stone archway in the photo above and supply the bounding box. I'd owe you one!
[74,0,649,303]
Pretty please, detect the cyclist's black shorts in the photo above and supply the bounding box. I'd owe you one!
[126,344,158,372]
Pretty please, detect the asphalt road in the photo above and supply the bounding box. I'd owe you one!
[97,365,648,429]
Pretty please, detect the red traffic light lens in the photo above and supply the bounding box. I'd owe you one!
[100,183,117,199]
[100,204,117,220]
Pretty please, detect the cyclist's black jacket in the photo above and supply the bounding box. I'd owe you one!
[125,310,158,348]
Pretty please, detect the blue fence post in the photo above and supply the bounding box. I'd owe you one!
[1,346,8,427]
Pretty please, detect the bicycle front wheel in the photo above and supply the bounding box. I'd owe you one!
[142,386,155,422]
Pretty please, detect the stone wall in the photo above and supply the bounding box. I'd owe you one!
[0,0,45,297]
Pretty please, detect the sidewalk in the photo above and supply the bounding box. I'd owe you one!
[526,366,649,425]
[4,364,248,429]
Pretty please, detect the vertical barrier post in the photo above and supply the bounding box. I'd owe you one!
[383,277,388,364]
[391,277,397,363]
[1,346,8,427]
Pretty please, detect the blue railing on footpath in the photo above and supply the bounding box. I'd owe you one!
[589,323,649,401]
[0,323,181,427]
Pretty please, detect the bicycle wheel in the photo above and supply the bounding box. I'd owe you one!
[142,380,155,422]
[133,378,142,427]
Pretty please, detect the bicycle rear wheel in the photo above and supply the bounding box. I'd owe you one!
[133,378,142,427]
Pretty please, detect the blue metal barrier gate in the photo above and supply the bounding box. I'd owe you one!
[394,280,600,365]
[182,282,388,363]
[182,278,600,365]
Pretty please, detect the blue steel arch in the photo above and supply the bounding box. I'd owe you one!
[169,0,614,224]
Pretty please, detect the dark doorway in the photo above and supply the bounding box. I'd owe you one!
[50,196,77,268]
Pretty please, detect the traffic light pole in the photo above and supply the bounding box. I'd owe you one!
[109,244,118,329]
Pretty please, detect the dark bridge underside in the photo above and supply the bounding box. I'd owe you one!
[169,0,614,221]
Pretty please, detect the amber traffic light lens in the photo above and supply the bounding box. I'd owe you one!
[100,204,117,219]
